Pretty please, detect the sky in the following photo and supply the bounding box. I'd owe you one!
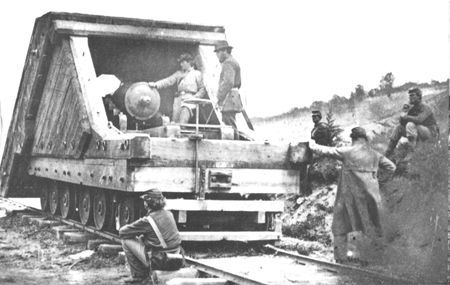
[0,0,447,130]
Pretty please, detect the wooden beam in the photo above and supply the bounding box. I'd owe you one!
[54,20,227,45]
[179,231,281,242]
[28,157,128,191]
[165,199,284,212]
[132,166,300,194]
[70,36,120,139]
[146,137,296,169]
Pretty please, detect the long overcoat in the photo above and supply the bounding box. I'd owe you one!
[311,141,396,237]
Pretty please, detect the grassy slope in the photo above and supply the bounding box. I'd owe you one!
[263,85,448,283]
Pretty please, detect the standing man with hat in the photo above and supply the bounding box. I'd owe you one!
[311,110,332,146]
[214,41,243,130]
[309,127,396,265]
[119,189,183,284]
[149,53,206,124]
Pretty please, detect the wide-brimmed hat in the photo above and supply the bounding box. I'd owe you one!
[214,41,233,52]
[350,127,368,140]
[140,189,164,201]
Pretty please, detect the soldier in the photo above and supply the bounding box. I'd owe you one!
[384,87,439,158]
[119,189,183,284]
[149,53,206,124]
[309,127,396,264]
[311,110,332,146]
[214,41,242,129]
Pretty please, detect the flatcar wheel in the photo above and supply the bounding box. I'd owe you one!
[40,182,50,212]
[93,190,112,230]
[119,197,137,228]
[49,181,60,215]
[79,189,93,225]
[60,183,76,219]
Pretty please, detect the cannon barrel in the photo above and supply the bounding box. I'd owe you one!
[112,82,161,121]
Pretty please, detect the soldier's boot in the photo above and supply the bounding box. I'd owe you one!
[403,136,416,163]
[333,235,348,264]
[384,139,397,159]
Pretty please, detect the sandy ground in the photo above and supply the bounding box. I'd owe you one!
[0,212,130,285]
[0,205,407,285]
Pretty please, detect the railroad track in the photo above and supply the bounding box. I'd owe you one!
[0,197,415,285]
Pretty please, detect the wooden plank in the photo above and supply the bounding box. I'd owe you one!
[179,231,281,242]
[33,42,64,154]
[40,42,75,156]
[165,199,284,212]
[84,133,151,159]
[132,167,300,194]
[70,36,115,139]
[147,137,294,169]
[46,12,224,33]
[54,20,226,45]
[34,40,73,155]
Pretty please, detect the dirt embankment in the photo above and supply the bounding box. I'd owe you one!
[268,88,448,283]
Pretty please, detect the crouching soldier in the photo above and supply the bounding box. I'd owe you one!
[309,127,396,265]
[384,87,439,158]
[119,189,183,284]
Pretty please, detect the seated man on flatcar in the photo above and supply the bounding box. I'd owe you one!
[119,189,183,284]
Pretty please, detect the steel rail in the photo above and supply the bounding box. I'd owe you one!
[2,198,270,285]
[3,198,417,285]
[184,257,268,285]
[264,244,415,284]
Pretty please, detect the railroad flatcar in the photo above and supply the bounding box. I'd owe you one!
[0,12,309,242]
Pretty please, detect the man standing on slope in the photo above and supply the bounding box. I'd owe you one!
[309,127,396,265]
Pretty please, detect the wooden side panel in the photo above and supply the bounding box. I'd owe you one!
[32,38,91,158]
[0,16,54,197]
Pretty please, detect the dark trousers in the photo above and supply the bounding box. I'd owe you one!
[122,238,149,278]
[221,111,238,129]
[121,238,183,279]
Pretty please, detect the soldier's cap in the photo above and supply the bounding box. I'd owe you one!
[214,41,233,52]
[408,87,422,98]
[177,53,194,63]
[312,110,322,117]
[140,189,164,201]
[350,127,368,140]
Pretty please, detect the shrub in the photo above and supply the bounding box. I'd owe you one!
[309,157,341,184]
[325,109,343,146]
[282,213,332,245]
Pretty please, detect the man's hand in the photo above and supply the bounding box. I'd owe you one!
[400,112,408,120]
[308,139,318,150]
[148,82,157,88]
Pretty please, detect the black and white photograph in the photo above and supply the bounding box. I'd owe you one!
[0,1,448,284]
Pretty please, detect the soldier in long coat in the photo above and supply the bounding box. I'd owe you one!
[310,127,396,263]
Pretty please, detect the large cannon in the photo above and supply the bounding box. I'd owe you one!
[0,12,309,242]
